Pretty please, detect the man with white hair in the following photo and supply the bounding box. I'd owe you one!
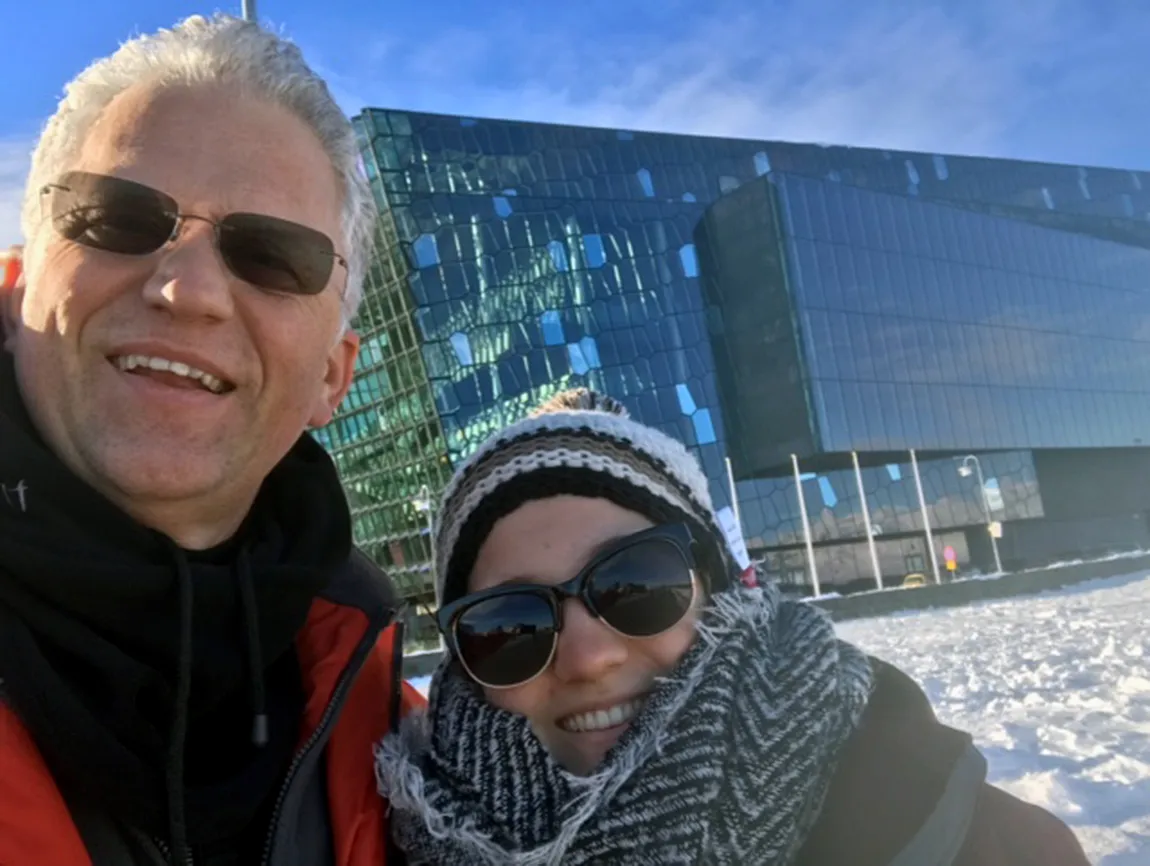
[0,15,419,866]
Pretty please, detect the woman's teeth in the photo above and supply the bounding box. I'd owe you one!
[559,698,644,733]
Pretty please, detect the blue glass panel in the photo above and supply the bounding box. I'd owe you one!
[584,234,607,268]
[799,472,817,483]
[682,192,697,203]
[679,243,699,278]
[548,240,569,272]
[886,464,902,481]
[675,382,697,415]
[449,331,473,367]
[459,118,478,127]
[412,233,440,268]
[905,159,920,196]
[616,130,634,141]
[754,151,772,176]
[637,168,655,198]
[932,154,949,180]
[693,409,716,445]
[492,196,513,218]
[818,476,838,508]
[567,343,590,375]
[578,335,602,369]
[540,310,565,345]
[434,380,460,414]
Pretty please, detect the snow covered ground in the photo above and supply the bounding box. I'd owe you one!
[838,571,1150,865]
[408,573,1150,863]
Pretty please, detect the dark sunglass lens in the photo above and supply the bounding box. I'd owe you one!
[219,213,335,295]
[454,592,557,688]
[590,538,694,638]
[51,172,174,255]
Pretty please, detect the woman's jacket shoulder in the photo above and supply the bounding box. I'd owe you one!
[793,657,1089,866]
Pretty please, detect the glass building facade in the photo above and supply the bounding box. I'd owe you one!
[323,107,1150,610]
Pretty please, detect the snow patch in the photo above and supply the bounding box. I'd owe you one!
[838,570,1150,865]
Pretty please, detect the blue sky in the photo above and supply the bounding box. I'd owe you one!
[3,0,1149,246]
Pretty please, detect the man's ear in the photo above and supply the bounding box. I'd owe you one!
[307,327,360,429]
[1,246,24,350]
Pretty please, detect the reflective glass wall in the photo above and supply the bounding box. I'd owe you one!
[329,108,1150,599]
[776,173,1150,453]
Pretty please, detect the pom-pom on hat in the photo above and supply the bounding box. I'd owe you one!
[433,388,737,606]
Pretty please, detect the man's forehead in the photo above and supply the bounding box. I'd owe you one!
[69,83,342,223]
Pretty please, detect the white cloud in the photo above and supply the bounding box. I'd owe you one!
[0,138,32,248]
[315,0,1149,166]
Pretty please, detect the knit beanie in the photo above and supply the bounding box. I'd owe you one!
[434,388,738,606]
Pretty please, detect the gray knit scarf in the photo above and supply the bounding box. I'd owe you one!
[376,586,874,865]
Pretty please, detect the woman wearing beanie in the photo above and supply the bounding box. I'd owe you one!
[376,389,1087,866]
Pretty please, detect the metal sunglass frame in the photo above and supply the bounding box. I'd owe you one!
[437,522,700,690]
[39,171,348,294]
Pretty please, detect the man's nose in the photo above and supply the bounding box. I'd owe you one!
[551,599,629,684]
[140,221,236,321]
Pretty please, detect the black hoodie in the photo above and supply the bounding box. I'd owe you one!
[0,351,354,865]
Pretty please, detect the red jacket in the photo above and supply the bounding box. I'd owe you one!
[0,554,425,866]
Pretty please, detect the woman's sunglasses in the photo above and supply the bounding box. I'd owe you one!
[40,170,347,297]
[437,523,700,690]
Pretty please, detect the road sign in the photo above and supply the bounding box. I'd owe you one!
[943,545,957,564]
[946,560,957,572]
[989,521,1004,539]
[984,479,1005,513]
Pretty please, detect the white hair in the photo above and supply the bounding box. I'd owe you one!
[20,13,374,324]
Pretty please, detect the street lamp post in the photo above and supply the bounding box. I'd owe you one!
[412,484,436,575]
[411,484,443,652]
[957,455,1003,574]
[241,0,258,22]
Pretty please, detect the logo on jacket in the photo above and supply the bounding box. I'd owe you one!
[1,480,28,513]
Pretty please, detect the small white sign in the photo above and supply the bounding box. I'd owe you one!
[715,506,751,571]
[984,478,1005,513]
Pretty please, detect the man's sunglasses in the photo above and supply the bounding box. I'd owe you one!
[437,523,700,690]
[40,170,347,297]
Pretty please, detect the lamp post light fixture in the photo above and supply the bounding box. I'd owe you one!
[412,484,436,575]
[956,455,1003,575]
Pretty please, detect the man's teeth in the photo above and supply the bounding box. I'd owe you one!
[115,354,227,394]
[559,699,644,734]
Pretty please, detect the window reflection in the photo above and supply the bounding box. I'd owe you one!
[679,243,699,278]
[540,310,565,346]
[412,233,440,268]
[449,332,474,367]
[493,196,513,218]
[637,168,655,198]
[584,234,607,268]
[547,240,569,272]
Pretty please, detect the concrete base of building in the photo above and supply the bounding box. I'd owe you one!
[814,552,1150,623]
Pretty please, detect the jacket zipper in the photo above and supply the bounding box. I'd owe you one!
[259,611,397,866]
[154,837,192,866]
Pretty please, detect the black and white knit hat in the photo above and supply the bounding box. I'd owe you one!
[434,388,737,606]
